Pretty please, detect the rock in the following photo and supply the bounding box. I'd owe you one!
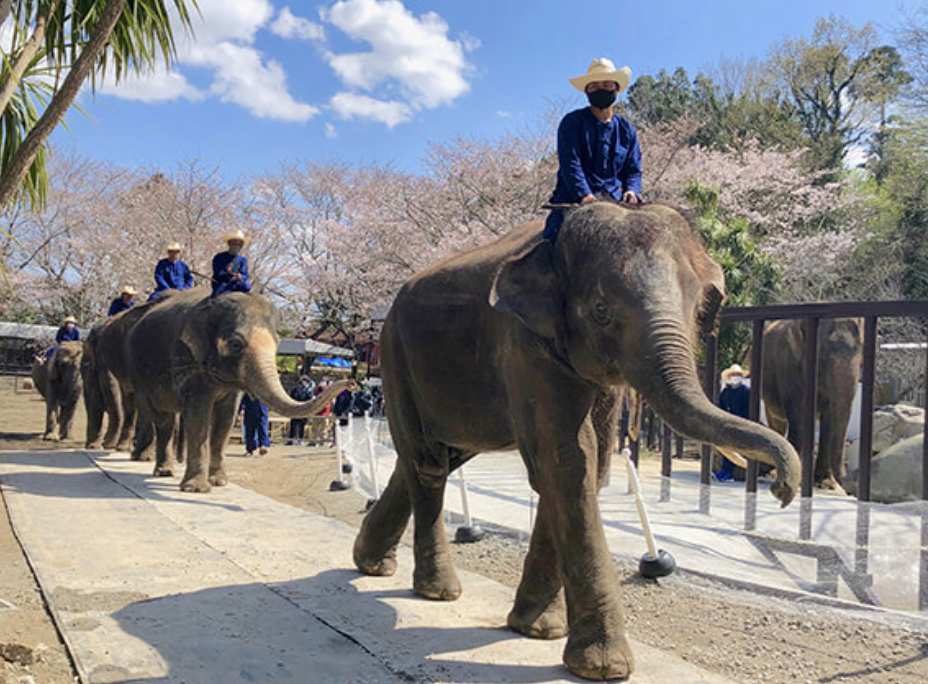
[846,404,923,474]
[0,643,40,666]
[847,433,924,503]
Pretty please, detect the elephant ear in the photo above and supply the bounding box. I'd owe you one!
[177,298,217,364]
[692,250,727,336]
[489,240,563,341]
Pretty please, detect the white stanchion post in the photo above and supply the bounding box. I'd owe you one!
[329,415,350,491]
[454,465,484,543]
[364,411,380,501]
[623,448,676,578]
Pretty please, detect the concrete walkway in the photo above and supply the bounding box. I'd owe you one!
[0,450,735,684]
[342,418,928,614]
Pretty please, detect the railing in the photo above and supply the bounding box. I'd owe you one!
[695,300,928,610]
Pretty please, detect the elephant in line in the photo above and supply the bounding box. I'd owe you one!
[353,202,801,681]
[762,317,863,489]
[31,341,83,441]
[82,294,174,451]
[127,288,355,491]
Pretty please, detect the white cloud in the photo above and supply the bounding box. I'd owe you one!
[321,0,473,109]
[201,42,319,121]
[325,123,338,139]
[98,69,204,103]
[330,92,412,127]
[101,0,317,122]
[270,7,325,42]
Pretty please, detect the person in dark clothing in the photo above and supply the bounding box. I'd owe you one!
[107,286,137,317]
[239,393,270,457]
[152,242,193,299]
[211,230,251,297]
[56,316,80,343]
[543,57,642,243]
[715,364,751,481]
[287,375,315,445]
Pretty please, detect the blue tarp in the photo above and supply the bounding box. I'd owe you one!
[315,356,352,368]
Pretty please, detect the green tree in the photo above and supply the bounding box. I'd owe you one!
[768,15,910,174]
[0,0,198,213]
[684,181,781,368]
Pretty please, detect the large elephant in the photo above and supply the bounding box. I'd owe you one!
[762,317,863,489]
[127,288,355,491]
[352,202,801,681]
[82,296,172,450]
[31,341,83,441]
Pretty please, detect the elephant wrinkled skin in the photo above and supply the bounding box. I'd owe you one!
[31,341,83,441]
[127,288,354,490]
[762,317,863,489]
[353,202,801,681]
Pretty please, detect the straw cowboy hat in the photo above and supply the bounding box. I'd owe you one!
[62,315,78,325]
[720,363,749,380]
[221,229,249,245]
[165,241,183,252]
[120,285,138,295]
[569,58,632,93]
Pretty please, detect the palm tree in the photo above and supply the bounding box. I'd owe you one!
[0,0,198,212]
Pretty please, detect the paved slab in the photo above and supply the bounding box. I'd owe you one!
[344,419,928,613]
[0,450,736,684]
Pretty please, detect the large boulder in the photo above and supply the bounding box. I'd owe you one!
[846,403,923,473]
[845,434,924,503]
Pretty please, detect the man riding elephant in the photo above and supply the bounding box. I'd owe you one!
[353,201,800,680]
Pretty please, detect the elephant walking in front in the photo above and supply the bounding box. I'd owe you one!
[762,317,863,489]
[353,202,801,681]
[127,288,354,490]
[31,341,83,441]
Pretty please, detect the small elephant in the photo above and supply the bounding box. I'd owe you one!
[353,202,801,681]
[762,317,863,489]
[31,341,83,441]
[127,288,355,490]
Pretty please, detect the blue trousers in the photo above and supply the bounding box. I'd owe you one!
[243,408,270,452]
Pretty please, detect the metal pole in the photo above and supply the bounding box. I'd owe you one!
[701,332,719,488]
[661,422,672,477]
[747,319,765,495]
[857,316,878,502]
[800,317,820,500]
[923,320,928,501]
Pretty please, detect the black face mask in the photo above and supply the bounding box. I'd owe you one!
[587,88,617,109]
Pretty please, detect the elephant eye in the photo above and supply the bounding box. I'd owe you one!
[225,337,246,355]
[591,300,612,327]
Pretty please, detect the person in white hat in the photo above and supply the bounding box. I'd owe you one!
[55,315,80,344]
[542,57,643,242]
[211,229,251,297]
[152,241,193,299]
[108,285,138,317]
[715,363,751,481]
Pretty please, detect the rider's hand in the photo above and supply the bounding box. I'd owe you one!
[622,191,641,204]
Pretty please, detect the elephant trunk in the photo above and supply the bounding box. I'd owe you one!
[242,343,354,418]
[626,311,801,507]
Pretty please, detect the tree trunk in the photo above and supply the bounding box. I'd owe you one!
[0,0,127,212]
[0,0,62,117]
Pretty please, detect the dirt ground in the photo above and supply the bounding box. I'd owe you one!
[2,375,928,684]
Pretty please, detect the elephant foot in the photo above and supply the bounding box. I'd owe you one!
[353,539,398,577]
[131,451,154,462]
[153,465,174,477]
[208,471,228,487]
[563,625,634,681]
[42,433,59,442]
[102,440,118,450]
[85,441,103,450]
[414,561,462,601]
[180,477,211,493]
[507,591,568,639]
[115,441,133,453]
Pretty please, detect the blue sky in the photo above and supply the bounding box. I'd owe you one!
[51,0,926,181]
